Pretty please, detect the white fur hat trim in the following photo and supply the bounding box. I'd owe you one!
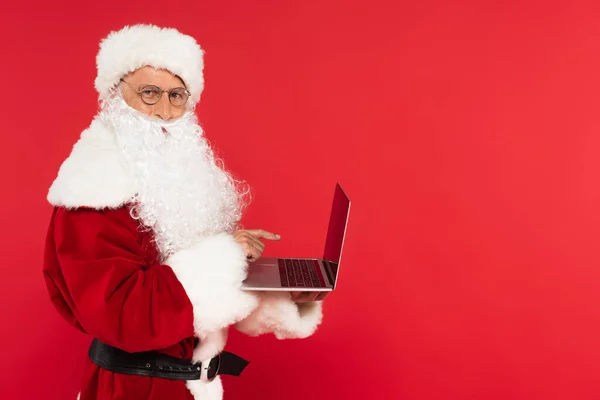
[94,24,205,104]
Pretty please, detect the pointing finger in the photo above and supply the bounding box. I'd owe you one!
[245,229,281,241]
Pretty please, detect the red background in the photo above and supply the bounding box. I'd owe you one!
[2,1,600,399]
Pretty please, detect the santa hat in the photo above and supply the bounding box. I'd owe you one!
[94,24,205,105]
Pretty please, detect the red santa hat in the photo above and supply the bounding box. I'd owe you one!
[94,24,205,105]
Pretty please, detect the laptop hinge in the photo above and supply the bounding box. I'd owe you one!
[322,259,336,288]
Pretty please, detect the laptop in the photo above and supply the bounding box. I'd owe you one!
[241,183,351,297]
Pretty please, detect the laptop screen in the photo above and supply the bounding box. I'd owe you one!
[322,183,351,282]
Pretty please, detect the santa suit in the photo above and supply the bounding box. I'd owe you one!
[43,117,323,400]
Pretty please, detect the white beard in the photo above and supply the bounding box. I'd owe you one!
[98,96,249,260]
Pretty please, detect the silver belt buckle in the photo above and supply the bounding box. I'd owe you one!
[199,354,221,383]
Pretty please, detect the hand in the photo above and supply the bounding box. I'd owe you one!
[290,291,321,303]
[234,229,281,262]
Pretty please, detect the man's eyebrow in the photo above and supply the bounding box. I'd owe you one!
[139,82,187,90]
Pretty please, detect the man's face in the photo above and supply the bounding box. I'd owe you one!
[119,66,188,120]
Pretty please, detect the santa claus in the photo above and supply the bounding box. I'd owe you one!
[42,24,323,400]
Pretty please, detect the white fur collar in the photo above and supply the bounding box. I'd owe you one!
[47,118,135,209]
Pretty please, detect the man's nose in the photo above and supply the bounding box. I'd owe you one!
[153,93,174,120]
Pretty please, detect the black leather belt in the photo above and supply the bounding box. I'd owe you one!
[88,338,249,382]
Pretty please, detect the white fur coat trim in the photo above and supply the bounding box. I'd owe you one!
[186,376,223,400]
[165,233,259,339]
[47,118,135,209]
[235,292,323,339]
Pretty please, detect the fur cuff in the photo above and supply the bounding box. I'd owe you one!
[166,233,259,338]
[235,292,323,339]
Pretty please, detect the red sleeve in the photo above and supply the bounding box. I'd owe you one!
[43,206,195,353]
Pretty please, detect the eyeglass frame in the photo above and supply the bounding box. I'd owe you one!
[119,78,191,106]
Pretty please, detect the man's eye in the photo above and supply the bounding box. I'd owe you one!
[143,90,158,96]
[171,92,182,99]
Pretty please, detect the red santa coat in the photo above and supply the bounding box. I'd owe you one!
[43,118,323,400]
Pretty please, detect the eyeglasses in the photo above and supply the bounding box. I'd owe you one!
[120,79,191,106]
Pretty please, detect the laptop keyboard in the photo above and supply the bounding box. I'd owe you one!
[278,259,326,288]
